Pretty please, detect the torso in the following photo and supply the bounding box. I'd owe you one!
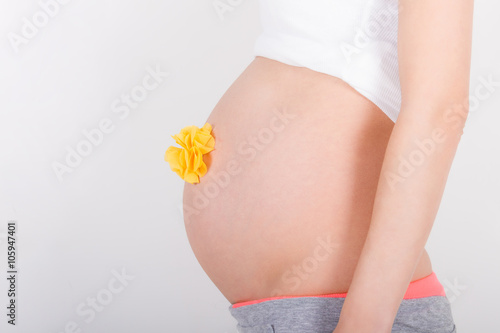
[183,56,432,305]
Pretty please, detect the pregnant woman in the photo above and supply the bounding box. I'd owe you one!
[177,0,474,332]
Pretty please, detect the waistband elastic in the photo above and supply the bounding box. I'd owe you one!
[231,271,446,309]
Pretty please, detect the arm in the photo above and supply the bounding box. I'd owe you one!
[333,0,474,332]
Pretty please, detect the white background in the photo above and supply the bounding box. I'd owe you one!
[0,1,499,332]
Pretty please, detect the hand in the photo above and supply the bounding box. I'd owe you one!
[333,327,391,333]
[332,319,392,333]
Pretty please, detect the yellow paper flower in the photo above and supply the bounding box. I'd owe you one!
[165,122,215,184]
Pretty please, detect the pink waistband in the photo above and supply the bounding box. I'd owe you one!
[231,272,446,309]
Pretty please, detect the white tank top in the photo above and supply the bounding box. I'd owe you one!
[253,0,401,122]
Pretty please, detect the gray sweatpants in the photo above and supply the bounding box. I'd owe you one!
[228,295,456,333]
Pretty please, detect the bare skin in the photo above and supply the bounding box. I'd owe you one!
[183,55,432,305]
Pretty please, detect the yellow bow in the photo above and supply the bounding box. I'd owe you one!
[165,123,215,184]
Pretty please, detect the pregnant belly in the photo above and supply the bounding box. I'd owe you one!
[182,56,432,304]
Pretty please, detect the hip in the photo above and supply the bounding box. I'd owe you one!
[228,272,455,333]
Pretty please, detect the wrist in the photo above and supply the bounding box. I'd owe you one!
[336,304,394,333]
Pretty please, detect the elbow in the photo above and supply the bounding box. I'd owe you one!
[400,97,470,142]
[440,100,469,136]
[428,104,468,147]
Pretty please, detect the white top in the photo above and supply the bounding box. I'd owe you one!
[253,0,401,123]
